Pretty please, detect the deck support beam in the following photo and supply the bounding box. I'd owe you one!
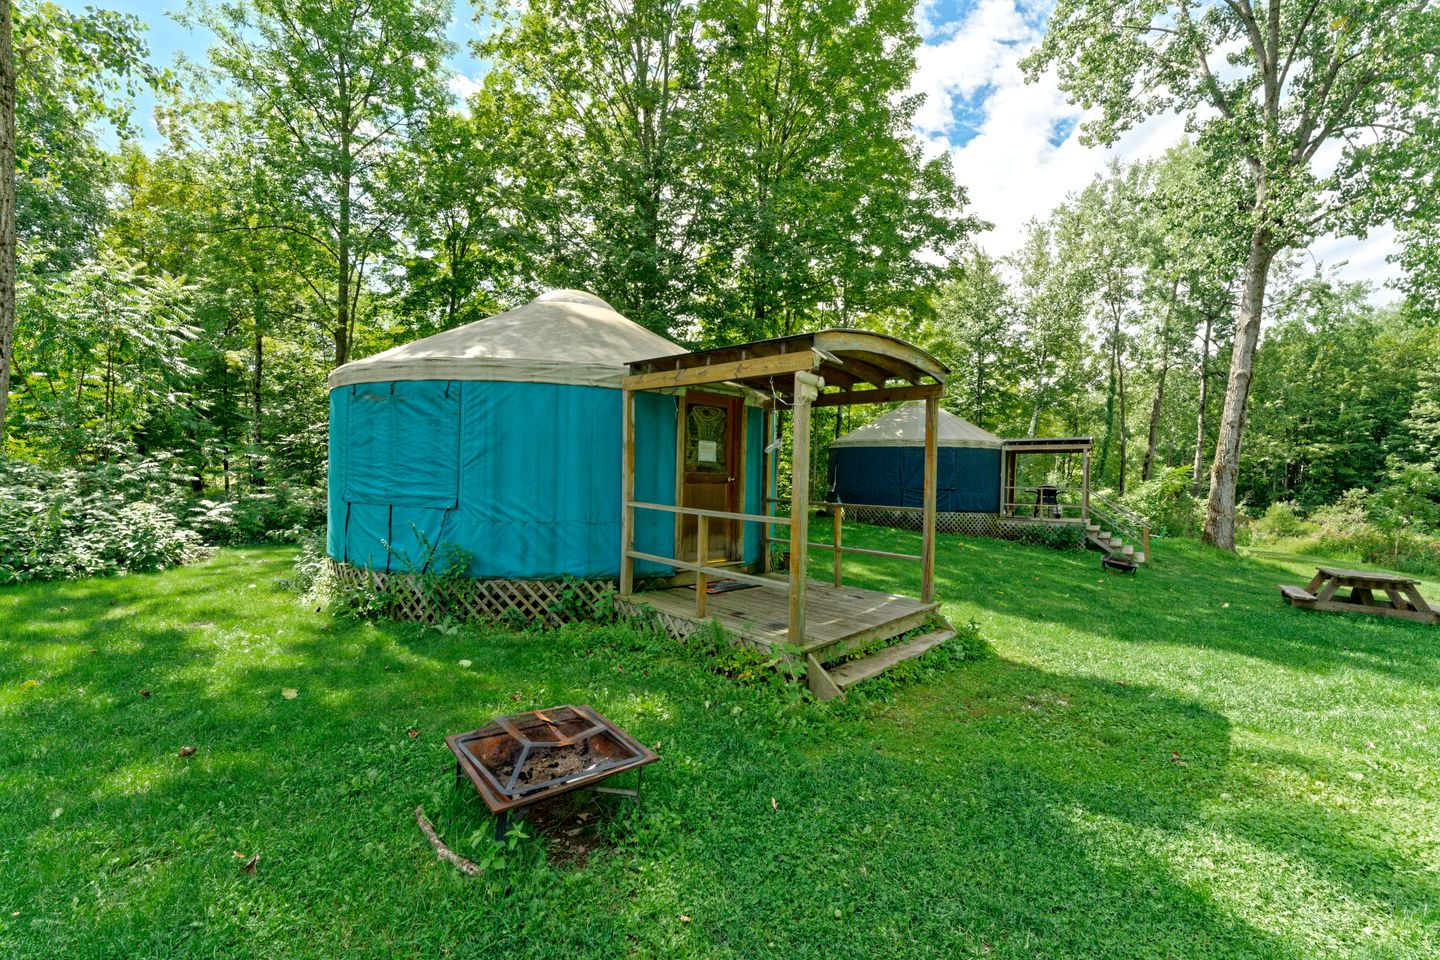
[921,396,938,603]
[620,388,636,598]
[789,371,821,666]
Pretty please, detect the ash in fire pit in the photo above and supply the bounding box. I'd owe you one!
[493,740,605,787]
[446,705,658,840]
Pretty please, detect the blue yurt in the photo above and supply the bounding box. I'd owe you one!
[829,402,1003,513]
[326,290,764,580]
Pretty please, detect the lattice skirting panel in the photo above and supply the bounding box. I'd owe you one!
[845,510,1082,550]
[845,508,1001,538]
[612,598,705,643]
[330,562,616,628]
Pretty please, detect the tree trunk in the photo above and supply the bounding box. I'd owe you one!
[1116,354,1128,496]
[1143,278,1179,483]
[1192,309,1213,492]
[250,277,265,486]
[1203,231,1275,549]
[0,0,15,447]
[1098,315,1119,482]
[335,185,351,368]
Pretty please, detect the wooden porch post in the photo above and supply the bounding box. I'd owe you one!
[789,373,821,649]
[619,388,636,598]
[761,405,774,574]
[922,396,938,604]
[1081,449,1091,523]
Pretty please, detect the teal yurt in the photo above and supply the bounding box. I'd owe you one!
[829,402,1003,513]
[326,290,764,580]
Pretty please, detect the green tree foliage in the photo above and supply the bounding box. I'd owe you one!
[476,0,977,341]
[690,0,975,341]
[475,0,705,335]
[923,251,1021,431]
[186,0,453,366]
[10,252,196,461]
[2,0,163,446]
[1024,0,1440,549]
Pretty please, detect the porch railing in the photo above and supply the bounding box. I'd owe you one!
[624,501,790,618]
[1001,484,1087,522]
[764,497,924,587]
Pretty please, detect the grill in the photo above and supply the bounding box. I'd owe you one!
[446,705,658,838]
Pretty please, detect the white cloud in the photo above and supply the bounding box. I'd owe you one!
[911,0,1402,302]
[448,72,483,102]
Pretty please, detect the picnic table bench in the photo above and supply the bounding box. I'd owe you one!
[1280,566,1438,624]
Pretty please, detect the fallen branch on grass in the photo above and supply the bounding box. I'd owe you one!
[415,805,481,876]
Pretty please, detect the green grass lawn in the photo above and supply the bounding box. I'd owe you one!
[2,529,1438,959]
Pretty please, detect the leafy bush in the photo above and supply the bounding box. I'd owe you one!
[0,455,327,583]
[1245,482,1440,577]
[1250,501,1313,542]
[1119,466,1204,538]
[1031,522,1087,551]
[189,482,326,545]
[0,457,208,583]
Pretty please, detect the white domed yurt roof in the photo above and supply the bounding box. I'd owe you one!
[328,289,683,389]
[830,401,1002,450]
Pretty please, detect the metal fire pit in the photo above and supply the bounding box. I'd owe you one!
[446,705,659,839]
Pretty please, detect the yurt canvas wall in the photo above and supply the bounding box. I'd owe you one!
[326,290,764,579]
[829,402,1002,513]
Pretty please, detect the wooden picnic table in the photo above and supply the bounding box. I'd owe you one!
[1280,566,1439,624]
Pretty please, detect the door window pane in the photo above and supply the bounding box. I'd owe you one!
[686,403,728,474]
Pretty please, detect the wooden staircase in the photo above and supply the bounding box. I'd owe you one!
[1085,522,1146,564]
[1085,492,1151,565]
[804,616,957,700]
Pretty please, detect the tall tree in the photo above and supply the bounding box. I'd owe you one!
[1026,0,1440,548]
[694,0,973,340]
[1008,219,1088,438]
[1,1,159,446]
[476,0,704,335]
[189,0,452,367]
[0,0,14,448]
[924,251,1018,430]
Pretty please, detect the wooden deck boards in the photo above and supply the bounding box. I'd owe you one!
[629,575,938,655]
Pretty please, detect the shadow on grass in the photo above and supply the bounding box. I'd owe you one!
[810,519,1440,689]
[2,546,1435,958]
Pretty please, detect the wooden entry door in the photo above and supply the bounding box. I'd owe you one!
[679,392,744,564]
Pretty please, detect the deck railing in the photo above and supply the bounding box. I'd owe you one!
[1088,491,1152,559]
[624,501,791,618]
[1001,484,1087,522]
[764,497,924,587]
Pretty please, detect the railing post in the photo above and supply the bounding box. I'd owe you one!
[1081,449,1091,523]
[761,406,774,574]
[620,388,635,598]
[1142,526,1150,562]
[696,514,708,618]
[790,372,820,651]
[832,505,844,587]
[921,396,938,604]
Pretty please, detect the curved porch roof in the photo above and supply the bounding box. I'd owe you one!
[623,329,947,406]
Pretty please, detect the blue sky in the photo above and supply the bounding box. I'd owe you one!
[62,0,1400,299]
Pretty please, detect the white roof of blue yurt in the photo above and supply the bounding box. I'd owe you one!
[830,401,1002,450]
[328,289,682,390]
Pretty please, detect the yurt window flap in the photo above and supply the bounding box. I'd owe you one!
[344,381,461,508]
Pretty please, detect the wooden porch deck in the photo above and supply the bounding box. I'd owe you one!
[621,575,945,679]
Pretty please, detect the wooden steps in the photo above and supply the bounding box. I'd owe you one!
[826,629,956,690]
[1086,528,1145,566]
[622,578,958,700]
